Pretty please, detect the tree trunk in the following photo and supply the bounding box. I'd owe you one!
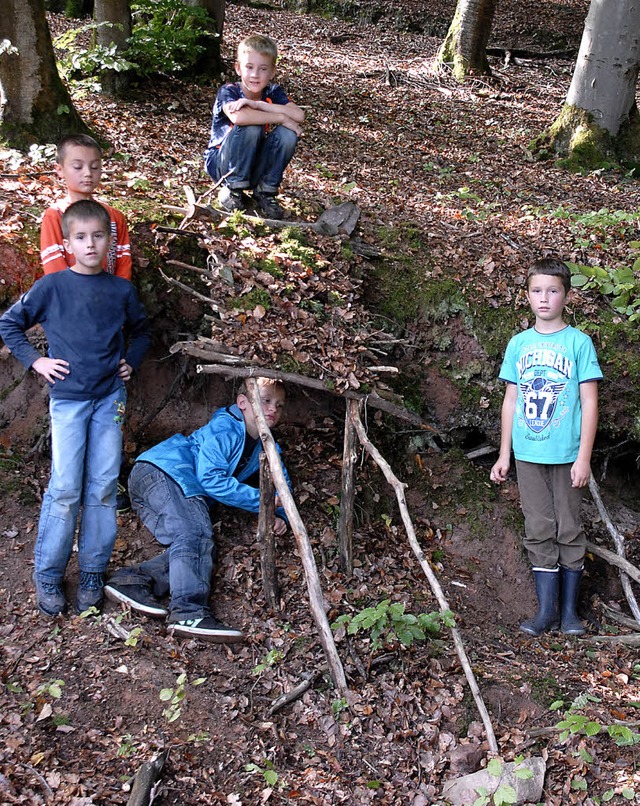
[94,0,132,95]
[532,0,640,170]
[183,0,224,76]
[436,0,498,81]
[0,0,89,147]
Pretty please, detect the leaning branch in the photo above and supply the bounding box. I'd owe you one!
[245,379,349,697]
[349,407,499,754]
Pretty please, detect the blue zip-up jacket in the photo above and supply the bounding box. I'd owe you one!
[136,404,291,518]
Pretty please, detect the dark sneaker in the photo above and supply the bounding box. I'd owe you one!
[218,186,246,213]
[253,191,284,220]
[36,581,67,616]
[116,482,131,515]
[77,571,104,613]
[104,581,168,618]
[167,616,244,643]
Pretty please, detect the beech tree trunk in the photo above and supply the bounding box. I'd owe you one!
[94,0,132,95]
[533,0,640,170]
[436,0,498,81]
[183,0,224,76]
[0,0,89,147]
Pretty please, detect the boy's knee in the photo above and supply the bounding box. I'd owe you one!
[275,126,299,149]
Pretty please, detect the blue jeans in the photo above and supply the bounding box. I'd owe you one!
[117,462,216,622]
[34,390,126,585]
[204,124,299,194]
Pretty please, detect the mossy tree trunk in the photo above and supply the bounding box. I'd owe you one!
[0,0,90,148]
[533,0,640,171]
[436,0,498,82]
[94,0,132,95]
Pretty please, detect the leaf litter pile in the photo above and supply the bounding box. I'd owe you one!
[2,1,640,804]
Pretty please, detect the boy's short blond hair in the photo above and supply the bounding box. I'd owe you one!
[237,35,278,66]
[57,134,102,165]
[238,377,285,397]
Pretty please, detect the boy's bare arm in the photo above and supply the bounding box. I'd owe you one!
[223,101,304,135]
[572,381,598,488]
[490,382,517,483]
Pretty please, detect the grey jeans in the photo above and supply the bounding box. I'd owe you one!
[515,460,586,570]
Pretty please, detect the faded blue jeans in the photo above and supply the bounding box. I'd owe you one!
[113,462,216,622]
[204,124,299,194]
[34,389,125,585]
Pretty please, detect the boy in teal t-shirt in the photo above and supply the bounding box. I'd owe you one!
[490,258,602,637]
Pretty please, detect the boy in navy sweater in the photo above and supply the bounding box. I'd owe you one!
[0,200,150,616]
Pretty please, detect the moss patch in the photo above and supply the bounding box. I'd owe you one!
[531,104,618,172]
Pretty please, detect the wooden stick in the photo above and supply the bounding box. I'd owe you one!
[586,541,640,586]
[589,473,640,622]
[258,453,280,611]
[350,407,499,754]
[245,379,349,697]
[338,398,360,575]
[158,267,222,312]
[127,750,169,806]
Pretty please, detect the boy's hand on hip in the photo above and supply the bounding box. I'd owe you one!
[32,356,70,383]
[117,359,133,381]
[571,458,591,488]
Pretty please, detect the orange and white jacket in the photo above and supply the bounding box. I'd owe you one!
[40,199,132,280]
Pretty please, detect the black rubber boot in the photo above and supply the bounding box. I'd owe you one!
[560,566,585,635]
[520,567,560,637]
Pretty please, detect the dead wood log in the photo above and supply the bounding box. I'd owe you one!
[588,471,640,624]
[126,750,169,806]
[170,341,246,366]
[338,398,360,575]
[258,453,280,611]
[193,361,441,432]
[349,406,499,754]
[245,379,349,697]
[164,199,361,237]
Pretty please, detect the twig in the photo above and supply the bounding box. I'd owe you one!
[268,678,314,715]
[591,633,640,646]
[257,453,280,611]
[588,472,640,623]
[245,379,349,697]
[586,541,640,586]
[350,407,499,754]
[599,601,640,630]
[158,267,222,312]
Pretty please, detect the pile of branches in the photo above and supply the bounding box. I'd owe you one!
[156,211,400,396]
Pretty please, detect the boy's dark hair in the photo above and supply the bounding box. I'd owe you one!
[57,134,102,164]
[237,35,277,65]
[238,377,285,397]
[527,258,571,294]
[62,200,111,239]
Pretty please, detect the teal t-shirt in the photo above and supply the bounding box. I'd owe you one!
[499,325,602,464]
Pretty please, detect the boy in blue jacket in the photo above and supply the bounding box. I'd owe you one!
[0,200,150,616]
[105,378,289,642]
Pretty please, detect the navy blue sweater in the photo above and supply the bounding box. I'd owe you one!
[0,269,150,400]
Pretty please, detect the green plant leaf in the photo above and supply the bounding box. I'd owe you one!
[486,758,503,777]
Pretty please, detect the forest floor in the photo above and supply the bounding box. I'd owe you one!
[2,0,640,804]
